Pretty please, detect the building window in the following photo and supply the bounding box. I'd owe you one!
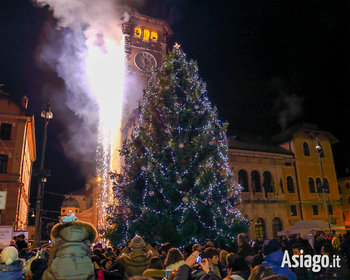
[290,205,297,216]
[323,178,330,193]
[272,217,283,238]
[238,170,249,192]
[316,177,322,193]
[251,171,261,192]
[346,183,350,189]
[150,31,158,41]
[0,154,8,173]
[143,29,150,41]
[0,123,12,140]
[255,218,265,240]
[308,177,316,193]
[263,171,273,193]
[62,209,66,213]
[287,176,295,193]
[303,142,310,156]
[134,27,142,37]
[312,205,319,216]
[328,205,333,215]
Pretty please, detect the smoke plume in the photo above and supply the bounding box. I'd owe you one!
[33,0,130,177]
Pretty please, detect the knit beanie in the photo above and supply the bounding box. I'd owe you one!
[262,239,280,256]
[131,236,145,249]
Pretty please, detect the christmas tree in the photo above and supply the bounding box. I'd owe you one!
[106,45,248,247]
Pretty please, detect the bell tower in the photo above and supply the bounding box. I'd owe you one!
[121,12,172,138]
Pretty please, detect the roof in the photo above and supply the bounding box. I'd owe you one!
[228,134,292,155]
[271,123,338,145]
[61,197,80,208]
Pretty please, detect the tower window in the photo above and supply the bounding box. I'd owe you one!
[290,205,297,216]
[303,142,310,156]
[150,31,158,41]
[0,123,12,140]
[287,176,295,193]
[0,154,8,173]
[143,29,150,41]
[328,205,333,215]
[312,205,319,215]
[134,27,142,37]
[308,177,315,193]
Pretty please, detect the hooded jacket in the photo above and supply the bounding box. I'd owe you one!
[262,250,296,280]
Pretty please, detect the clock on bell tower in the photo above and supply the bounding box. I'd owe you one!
[121,12,172,138]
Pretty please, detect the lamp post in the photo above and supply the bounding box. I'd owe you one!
[315,137,332,232]
[33,101,53,247]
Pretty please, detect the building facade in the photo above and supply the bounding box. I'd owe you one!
[338,176,350,230]
[228,124,345,239]
[0,92,36,230]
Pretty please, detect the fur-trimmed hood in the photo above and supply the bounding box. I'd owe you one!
[50,220,97,243]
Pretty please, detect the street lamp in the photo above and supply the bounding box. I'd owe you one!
[33,101,53,247]
[315,137,331,232]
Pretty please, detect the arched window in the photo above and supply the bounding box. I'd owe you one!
[303,142,310,156]
[263,171,273,193]
[323,178,330,193]
[255,218,265,240]
[287,176,295,193]
[272,217,283,238]
[316,177,322,193]
[251,171,261,193]
[308,177,316,193]
[238,170,249,192]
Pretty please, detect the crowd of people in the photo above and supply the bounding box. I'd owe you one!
[0,228,349,280]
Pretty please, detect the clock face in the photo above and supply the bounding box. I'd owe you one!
[134,51,157,72]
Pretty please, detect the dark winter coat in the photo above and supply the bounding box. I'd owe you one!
[174,264,221,280]
[237,243,255,258]
[262,250,297,280]
[117,245,159,278]
[0,259,24,280]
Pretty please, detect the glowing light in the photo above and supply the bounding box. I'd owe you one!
[86,35,125,230]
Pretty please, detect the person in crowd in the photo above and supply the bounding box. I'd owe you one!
[142,256,166,279]
[117,235,159,278]
[290,243,313,280]
[29,249,50,280]
[193,244,203,252]
[224,255,250,280]
[237,234,255,258]
[247,264,274,280]
[164,248,185,270]
[245,252,264,270]
[42,215,97,280]
[15,234,28,251]
[159,242,172,264]
[330,230,341,250]
[316,243,350,280]
[261,239,296,280]
[206,241,216,249]
[0,246,24,279]
[218,249,229,278]
[204,247,222,278]
[340,231,350,269]
[173,251,221,280]
[313,232,326,254]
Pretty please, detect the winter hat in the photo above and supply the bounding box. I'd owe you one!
[262,239,280,256]
[1,246,18,265]
[131,236,145,249]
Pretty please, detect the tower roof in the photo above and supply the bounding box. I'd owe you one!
[61,197,80,208]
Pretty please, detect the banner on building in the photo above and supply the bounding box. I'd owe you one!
[0,226,13,248]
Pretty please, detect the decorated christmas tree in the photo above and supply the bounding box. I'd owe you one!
[106,45,248,247]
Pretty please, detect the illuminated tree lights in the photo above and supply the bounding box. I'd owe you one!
[105,46,248,247]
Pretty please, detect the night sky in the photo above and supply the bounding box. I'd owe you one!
[0,0,349,218]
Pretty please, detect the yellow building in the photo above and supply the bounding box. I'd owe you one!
[0,91,36,230]
[228,124,345,239]
[338,176,350,230]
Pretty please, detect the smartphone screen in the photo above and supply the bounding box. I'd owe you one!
[196,255,202,263]
[166,269,171,278]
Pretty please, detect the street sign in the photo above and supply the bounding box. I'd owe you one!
[0,191,7,210]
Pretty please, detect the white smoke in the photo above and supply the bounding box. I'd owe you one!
[33,0,130,177]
